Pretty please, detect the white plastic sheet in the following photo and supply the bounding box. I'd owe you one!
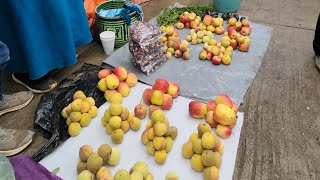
[40,83,244,180]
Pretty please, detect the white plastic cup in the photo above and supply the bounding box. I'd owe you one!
[99,31,116,55]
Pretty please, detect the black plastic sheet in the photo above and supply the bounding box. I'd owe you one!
[32,63,106,162]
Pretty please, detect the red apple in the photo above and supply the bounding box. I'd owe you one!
[142,88,153,105]
[215,94,233,108]
[152,78,169,93]
[212,56,221,65]
[227,26,236,32]
[230,39,238,49]
[203,15,213,26]
[161,94,173,110]
[206,52,213,61]
[98,69,112,79]
[185,22,190,28]
[238,43,250,52]
[206,100,217,111]
[189,101,207,119]
[228,29,237,39]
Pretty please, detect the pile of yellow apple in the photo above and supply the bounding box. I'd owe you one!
[188,94,238,138]
[101,102,142,144]
[113,161,154,180]
[182,122,223,180]
[61,90,98,137]
[186,29,215,45]
[142,78,180,112]
[97,66,138,100]
[76,144,120,179]
[160,25,191,60]
[141,109,178,164]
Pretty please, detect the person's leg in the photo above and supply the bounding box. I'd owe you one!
[314,13,320,71]
[12,73,57,94]
[0,41,10,101]
[0,41,34,116]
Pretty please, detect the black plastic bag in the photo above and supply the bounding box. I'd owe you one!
[32,64,106,162]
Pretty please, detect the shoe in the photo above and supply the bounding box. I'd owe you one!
[0,127,35,156]
[12,73,57,93]
[315,55,320,72]
[0,91,33,116]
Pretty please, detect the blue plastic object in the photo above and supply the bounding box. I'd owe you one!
[214,0,241,13]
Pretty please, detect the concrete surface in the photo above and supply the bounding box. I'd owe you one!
[0,0,320,179]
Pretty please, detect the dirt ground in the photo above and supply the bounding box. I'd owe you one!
[1,0,320,179]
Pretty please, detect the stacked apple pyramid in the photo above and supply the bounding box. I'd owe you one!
[141,78,180,112]
[77,144,120,179]
[140,109,178,164]
[101,102,142,144]
[189,94,238,138]
[97,66,138,101]
[60,90,98,137]
[182,122,223,180]
[160,25,191,60]
[226,17,252,52]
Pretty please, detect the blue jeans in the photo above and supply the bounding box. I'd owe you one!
[0,41,10,101]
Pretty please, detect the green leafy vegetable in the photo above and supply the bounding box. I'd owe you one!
[156,5,215,27]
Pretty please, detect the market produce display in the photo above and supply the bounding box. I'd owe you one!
[141,109,178,164]
[156,8,253,66]
[48,4,258,180]
[101,102,142,144]
[182,122,223,180]
[60,91,98,137]
[97,66,138,99]
[76,144,120,179]
[189,94,238,138]
[114,161,154,180]
[129,22,167,75]
[142,78,180,113]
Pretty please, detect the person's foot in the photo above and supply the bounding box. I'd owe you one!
[0,127,35,156]
[12,73,57,93]
[315,55,320,72]
[0,91,33,116]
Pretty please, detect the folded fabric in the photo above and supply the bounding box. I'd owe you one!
[98,8,123,18]
[9,155,62,180]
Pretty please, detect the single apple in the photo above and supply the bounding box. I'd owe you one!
[167,82,180,97]
[229,39,238,49]
[212,56,221,65]
[215,26,225,35]
[189,101,207,119]
[221,54,231,65]
[152,79,169,93]
[98,69,112,79]
[199,50,207,60]
[238,43,249,52]
[206,52,213,61]
[235,22,242,31]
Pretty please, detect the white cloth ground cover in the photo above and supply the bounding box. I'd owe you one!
[40,83,244,180]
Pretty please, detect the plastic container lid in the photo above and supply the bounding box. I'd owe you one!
[99,31,115,40]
